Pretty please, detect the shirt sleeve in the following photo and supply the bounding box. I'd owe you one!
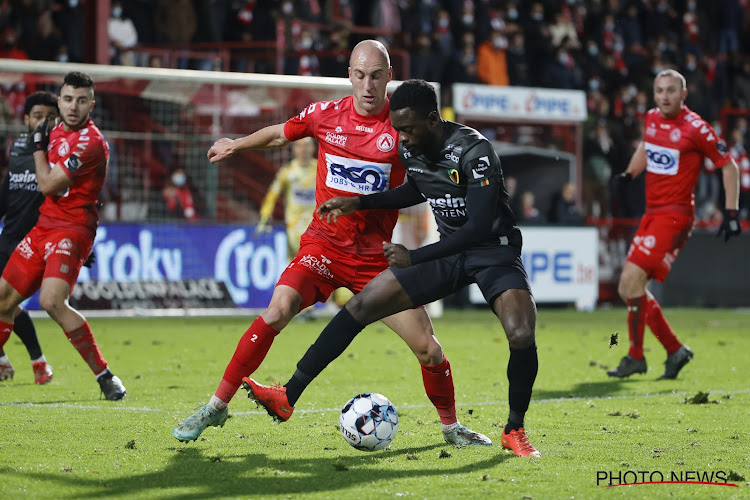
[283,105,316,142]
[358,175,424,209]
[695,120,731,169]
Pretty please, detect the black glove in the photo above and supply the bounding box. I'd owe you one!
[83,252,96,268]
[612,172,632,191]
[31,117,50,152]
[717,209,741,242]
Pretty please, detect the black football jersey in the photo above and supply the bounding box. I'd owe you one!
[1,133,44,243]
[400,121,517,242]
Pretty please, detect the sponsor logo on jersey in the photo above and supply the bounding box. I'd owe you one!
[646,126,657,137]
[324,153,391,194]
[58,141,70,157]
[645,143,680,175]
[425,194,466,209]
[58,238,73,250]
[472,156,490,179]
[445,151,460,163]
[426,194,467,218]
[716,140,728,155]
[325,132,347,146]
[670,128,681,142]
[408,167,424,173]
[335,126,342,133]
[449,169,460,184]
[446,144,463,153]
[683,114,717,142]
[356,125,373,133]
[376,133,395,152]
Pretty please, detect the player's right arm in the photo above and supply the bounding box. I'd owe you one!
[623,141,648,179]
[207,123,290,163]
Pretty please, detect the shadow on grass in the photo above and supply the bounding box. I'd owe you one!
[1,443,512,498]
[533,379,679,400]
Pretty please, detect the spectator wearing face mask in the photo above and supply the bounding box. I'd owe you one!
[477,28,509,86]
[160,169,199,221]
[109,1,138,66]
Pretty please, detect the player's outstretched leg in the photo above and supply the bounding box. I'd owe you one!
[242,377,295,422]
[0,354,14,381]
[172,403,230,442]
[659,344,693,380]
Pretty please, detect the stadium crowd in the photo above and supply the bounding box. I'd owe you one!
[1,0,749,222]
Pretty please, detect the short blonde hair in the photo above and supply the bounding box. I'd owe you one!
[656,69,686,90]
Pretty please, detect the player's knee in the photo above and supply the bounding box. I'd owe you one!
[262,303,295,330]
[38,293,63,316]
[419,338,444,365]
[506,324,535,349]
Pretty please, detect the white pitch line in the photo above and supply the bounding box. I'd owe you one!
[2,389,748,415]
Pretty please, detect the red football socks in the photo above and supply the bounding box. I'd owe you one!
[216,316,279,403]
[0,320,13,349]
[65,321,108,374]
[627,295,648,360]
[646,297,682,355]
[421,356,457,425]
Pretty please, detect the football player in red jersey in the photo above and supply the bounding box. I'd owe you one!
[0,72,126,400]
[174,40,491,448]
[608,69,741,380]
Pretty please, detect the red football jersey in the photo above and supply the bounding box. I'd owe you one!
[642,106,730,212]
[284,96,404,255]
[39,117,108,234]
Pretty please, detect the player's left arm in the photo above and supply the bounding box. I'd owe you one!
[717,157,742,241]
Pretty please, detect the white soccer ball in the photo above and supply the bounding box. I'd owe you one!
[339,393,399,451]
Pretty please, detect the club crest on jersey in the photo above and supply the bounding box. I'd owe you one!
[670,128,681,142]
[449,169,460,184]
[58,141,70,157]
[376,133,395,152]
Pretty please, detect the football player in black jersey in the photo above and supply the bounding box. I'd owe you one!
[0,92,58,384]
[249,80,541,457]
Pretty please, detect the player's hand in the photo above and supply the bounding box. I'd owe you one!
[316,196,360,224]
[612,171,632,191]
[83,251,96,268]
[207,138,235,163]
[717,209,742,242]
[383,242,411,268]
[254,223,271,236]
[31,117,50,153]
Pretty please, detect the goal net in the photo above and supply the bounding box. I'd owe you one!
[0,59,438,314]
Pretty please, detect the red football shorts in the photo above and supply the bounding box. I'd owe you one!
[2,225,93,298]
[276,235,390,310]
[626,212,693,282]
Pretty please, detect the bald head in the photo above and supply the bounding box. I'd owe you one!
[348,39,393,116]
[350,40,391,69]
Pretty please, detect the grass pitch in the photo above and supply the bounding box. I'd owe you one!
[1,308,749,499]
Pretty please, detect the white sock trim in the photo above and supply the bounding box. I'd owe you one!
[31,355,47,364]
[442,421,461,433]
[95,367,110,379]
[209,395,228,411]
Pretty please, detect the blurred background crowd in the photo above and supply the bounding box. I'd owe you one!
[1,0,749,226]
